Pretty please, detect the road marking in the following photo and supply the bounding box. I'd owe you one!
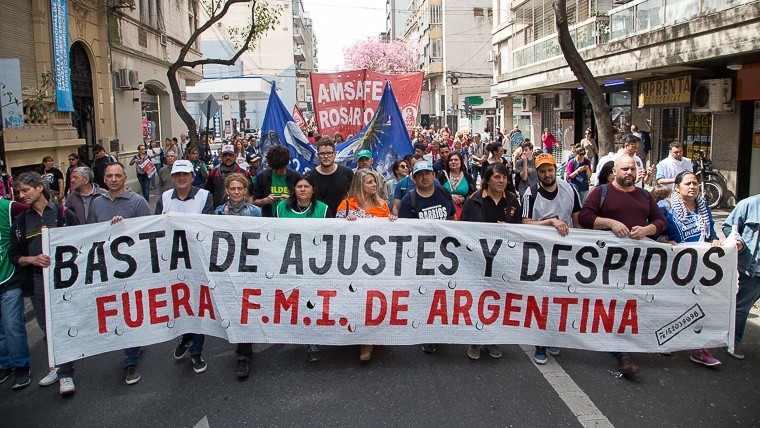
[521,345,614,428]
[193,415,210,428]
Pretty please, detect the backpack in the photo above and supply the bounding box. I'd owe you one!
[598,184,650,210]
[409,184,452,214]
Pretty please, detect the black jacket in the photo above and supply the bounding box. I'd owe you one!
[460,189,521,224]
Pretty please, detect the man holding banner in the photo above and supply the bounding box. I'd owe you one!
[91,162,151,384]
[398,161,455,354]
[9,172,80,394]
[521,153,581,364]
[580,155,667,374]
[156,160,214,374]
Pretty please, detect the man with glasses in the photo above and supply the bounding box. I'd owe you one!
[305,137,353,217]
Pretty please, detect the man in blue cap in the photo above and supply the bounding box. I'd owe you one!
[398,160,455,354]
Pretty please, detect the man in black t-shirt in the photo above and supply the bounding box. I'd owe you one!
[398,161,454,354]
[304,137,353,217]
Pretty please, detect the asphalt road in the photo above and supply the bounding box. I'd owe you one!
[1,302,759,427]
[3,190,756,427]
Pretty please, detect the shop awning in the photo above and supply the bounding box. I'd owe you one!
[185,76,272,102]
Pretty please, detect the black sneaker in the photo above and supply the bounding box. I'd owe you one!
[12,367,31,390]
[174,339,192,360]
[191,355,207,373]
[306,345,320,362]
[235,358,250,379]
[124,365,140,385]
[422,344,437,354]
[0,367,12,383]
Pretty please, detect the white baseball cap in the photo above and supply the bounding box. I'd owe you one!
[171,159,194,175]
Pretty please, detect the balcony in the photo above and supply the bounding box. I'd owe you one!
[294,47,306,61]
[293,28,305,45]
[608,0,756,41]
[512,17,610,69]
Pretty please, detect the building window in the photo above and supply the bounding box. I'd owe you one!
[139,0,163,30]
[430,38,442,58]
[298,85,306,102]
[430,5,441,25]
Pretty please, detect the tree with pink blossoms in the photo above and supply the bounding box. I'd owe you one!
[343,37,417,73]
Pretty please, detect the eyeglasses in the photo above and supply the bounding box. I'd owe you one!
[317,152,335,157]
[68,158,77,161]
[399,164,409,169]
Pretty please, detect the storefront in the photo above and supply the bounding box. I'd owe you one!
[737,63,760,198]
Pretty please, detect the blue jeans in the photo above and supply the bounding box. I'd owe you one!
[124,347,141,367]
[182,333,205,356]
[137,174,151,201]
[0,287,30,369]
[735,272,760,344]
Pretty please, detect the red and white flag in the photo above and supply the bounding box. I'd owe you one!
[292,105,306,131]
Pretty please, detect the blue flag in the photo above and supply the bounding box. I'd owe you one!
[335,81,413,179]
[260,82,317,173]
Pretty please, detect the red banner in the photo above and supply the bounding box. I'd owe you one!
[310,70,423,137]
[292,105,306,131]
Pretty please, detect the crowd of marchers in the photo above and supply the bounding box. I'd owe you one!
[0,125,757,398]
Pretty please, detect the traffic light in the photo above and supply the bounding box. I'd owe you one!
[239,99,247,122]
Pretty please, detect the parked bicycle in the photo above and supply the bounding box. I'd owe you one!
[693,149,727,209]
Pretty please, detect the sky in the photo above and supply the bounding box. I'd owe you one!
[300,0,387,72]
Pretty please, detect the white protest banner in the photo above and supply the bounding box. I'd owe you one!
[43,214,737,366]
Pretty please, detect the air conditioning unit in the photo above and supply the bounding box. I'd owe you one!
[692,78,733,113]
[553,90,572,111]
[521,95,536,112]
[160,33,167,46]
[118,69,139,90]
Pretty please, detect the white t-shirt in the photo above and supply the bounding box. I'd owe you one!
[656,156,694,189]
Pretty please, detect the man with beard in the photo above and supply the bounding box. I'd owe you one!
[304,137,353,217]
[521,153,581,364]
[206,144,249,208]
[579,155,666,376]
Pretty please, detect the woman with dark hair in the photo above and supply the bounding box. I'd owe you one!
[437,152,475,220]
[65,153,85,195]
[461,162,521,360]
[252,145,302,217]
[596,161,615,186]
[274,175,328,363]
[129,144,152,201]
[275,175,328,219]
[385,159,409,206]
[39,156,64,203]
[147,139,163,190]
[658,171,722,367]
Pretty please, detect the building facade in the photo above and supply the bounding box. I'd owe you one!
[204,0,317,132]
[384,0,411,41]
[407,0,496,133]
[0,0,201,183]
[492,0,760,202]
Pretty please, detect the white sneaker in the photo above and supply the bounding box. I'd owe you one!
[39,369,58,387]
[59,377,75,395]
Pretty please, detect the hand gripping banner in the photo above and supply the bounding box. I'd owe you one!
[43,215,737,366]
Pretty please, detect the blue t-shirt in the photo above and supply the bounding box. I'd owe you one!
[659,201,716,243]
[568,158,591,192]
[398,188,455,220]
